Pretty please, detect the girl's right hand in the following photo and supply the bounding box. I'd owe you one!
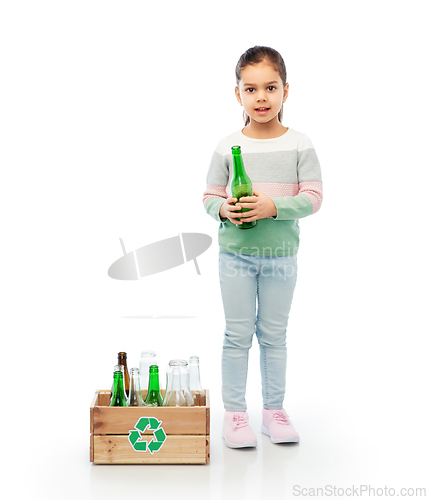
[219,197,244,225]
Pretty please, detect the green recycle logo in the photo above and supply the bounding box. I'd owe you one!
[128,417,167,454]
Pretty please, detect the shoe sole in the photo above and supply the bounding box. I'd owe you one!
[261,424,300,443]
[222,431,257,448]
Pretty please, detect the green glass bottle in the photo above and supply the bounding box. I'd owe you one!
[144,365,163,406]
[109,365,128,407]
[230,145,257,229]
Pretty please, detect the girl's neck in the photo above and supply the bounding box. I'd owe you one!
[242,121,288,139]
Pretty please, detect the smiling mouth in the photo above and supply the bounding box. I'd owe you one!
[255,108,270,115]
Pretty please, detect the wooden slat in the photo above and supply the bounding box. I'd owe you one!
[92,406,207,435]
[90,390,99,408]
[90,390,99,435]
[98,390,111,406]
[90,433,94,462]
[94,390,209,407]
[93,435,207,464]
[206,436,210,463]
[205,389,210,436]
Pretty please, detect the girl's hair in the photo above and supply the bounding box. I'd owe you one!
[235,46,287,126]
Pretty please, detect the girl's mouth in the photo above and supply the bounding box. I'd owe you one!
[255,107,270,115]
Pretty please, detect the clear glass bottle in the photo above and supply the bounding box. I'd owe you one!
[139,350,157,399]
[128,367,145,406]
[144,365,163,406]
[110,365,128,407]
[163,359,194,407]
[189,356,206,406]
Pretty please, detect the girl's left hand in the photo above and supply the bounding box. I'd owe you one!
[238,190,277,221]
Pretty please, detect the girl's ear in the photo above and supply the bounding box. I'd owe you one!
[282,82,289,103]
[235,86,243,106]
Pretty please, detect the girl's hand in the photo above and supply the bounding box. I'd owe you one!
[219,196,246,226]
[237,191,277,221]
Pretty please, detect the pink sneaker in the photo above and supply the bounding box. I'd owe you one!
[262,408,300,443]
[222,411,257,448]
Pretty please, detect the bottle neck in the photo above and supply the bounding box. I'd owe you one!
[118,352,128,368]
[148,371,160,392]
[189,363,202,388]
[231,152,251,192]
[112,372,126,397]
[129,371,140,389]
[232,153,246,178]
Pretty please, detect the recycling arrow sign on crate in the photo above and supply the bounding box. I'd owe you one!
[128,417,167,454]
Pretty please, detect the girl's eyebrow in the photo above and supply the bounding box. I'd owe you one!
[243,80,278,87]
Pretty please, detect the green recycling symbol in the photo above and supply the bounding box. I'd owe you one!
[128,417,167,454]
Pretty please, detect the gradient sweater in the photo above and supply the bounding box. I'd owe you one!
[203,128,322,256]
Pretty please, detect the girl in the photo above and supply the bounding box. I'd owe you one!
[203,46,322,448]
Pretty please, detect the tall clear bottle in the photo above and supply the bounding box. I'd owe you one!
[189,356,206,406]
[128,367,145,406]
[117,352,130,397]
[230,145,257,229]
[163,359,193,407]
[110,365,128,407]
[144,365,163,406]
[139,350,157,399]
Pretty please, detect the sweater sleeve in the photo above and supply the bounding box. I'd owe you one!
[272,135,323,220]
[203,149,229,222]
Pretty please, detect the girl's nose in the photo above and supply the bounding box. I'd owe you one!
[257,91,267,101]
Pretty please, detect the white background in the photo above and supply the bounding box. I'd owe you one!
[1,1,426,498]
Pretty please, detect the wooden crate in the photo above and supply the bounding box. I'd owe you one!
[90,389,210,464]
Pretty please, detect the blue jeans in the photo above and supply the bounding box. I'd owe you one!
[219,251,298,411]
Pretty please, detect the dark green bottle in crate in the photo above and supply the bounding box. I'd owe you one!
[110,366,128,407]
[144,365,163,406]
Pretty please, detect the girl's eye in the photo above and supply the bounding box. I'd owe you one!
[267,86,276,91]
[245,88,255,93]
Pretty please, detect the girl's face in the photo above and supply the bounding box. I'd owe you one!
[235,61,288,127]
